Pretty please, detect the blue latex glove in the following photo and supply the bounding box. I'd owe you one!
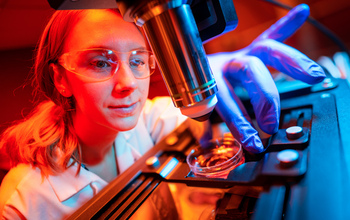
[207,4,326,153]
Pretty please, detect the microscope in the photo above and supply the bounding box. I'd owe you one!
[47,0,350,219]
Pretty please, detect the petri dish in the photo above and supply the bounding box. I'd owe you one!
[186,135,244,179]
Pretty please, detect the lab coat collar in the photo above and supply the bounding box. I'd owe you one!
[47,131,133,203]
[121,128,132,140]
[47,163,107,202]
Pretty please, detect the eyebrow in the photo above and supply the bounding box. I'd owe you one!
[131,46,148,51]
[85,46,148,52]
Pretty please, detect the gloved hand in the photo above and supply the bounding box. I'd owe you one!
[207,4,326,153]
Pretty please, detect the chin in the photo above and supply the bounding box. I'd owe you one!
[113,117,139,132]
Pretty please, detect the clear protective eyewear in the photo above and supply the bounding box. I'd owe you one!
[58,48,156,82]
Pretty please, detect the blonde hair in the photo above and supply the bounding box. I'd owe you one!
[0,9,98,176]
[0,100,78,175]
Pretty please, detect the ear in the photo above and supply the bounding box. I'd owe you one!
[50,63,73,97]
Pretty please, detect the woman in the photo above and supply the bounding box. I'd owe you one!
[0,5,325,219]
[0,8,196,219]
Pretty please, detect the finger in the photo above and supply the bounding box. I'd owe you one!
[215,72,264,153]
[223,56,280,135]
[254,4,310,43]
[249,39,326,84]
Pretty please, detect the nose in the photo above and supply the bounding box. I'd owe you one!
[112,62,138,96]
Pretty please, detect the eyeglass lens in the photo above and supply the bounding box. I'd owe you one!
[62,49,155,80]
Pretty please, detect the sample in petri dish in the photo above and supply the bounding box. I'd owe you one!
[186,135,245,179]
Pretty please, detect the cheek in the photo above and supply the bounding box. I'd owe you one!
[76,87,105,106]
[138,78,150,99]
[68,78,109,110]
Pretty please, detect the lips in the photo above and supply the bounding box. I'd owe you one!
[108,102,138,116]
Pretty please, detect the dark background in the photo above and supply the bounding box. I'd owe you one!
[0,0,350,134]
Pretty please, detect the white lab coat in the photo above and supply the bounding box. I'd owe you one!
[0,97,190,220]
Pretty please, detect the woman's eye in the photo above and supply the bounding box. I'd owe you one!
[91,60,110,68]
[130,59,145,68]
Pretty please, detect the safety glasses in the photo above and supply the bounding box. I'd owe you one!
[58,48,156,82]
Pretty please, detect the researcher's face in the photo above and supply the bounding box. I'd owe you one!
[62,10,150,132]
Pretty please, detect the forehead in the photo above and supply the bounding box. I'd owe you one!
[64,10,146,52]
